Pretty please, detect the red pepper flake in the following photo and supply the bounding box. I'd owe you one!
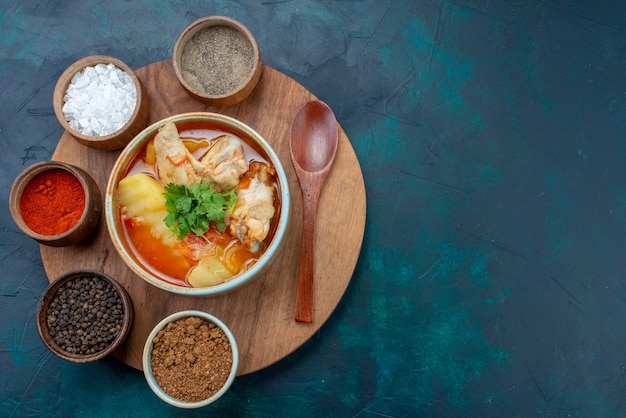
[20,168,85,235]
[166,154,189,166]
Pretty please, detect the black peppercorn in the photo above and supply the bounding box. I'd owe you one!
[45,275,125,356]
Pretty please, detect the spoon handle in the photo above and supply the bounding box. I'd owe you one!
[294,185,321,323]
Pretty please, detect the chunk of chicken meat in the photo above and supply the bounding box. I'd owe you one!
[153,122,248,191]
[229,162,276,252]
[153,122,209,187]
[200,135,248,191]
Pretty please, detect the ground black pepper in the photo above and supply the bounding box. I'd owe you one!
[46,275,124,355]
[180,25,255,96]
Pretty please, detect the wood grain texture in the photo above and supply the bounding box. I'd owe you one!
[41,59,366,375]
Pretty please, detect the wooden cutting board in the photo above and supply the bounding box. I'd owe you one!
[41,59,366,375]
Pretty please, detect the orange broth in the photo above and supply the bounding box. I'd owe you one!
[119,122,281,287]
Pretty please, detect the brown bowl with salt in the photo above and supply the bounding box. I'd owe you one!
[53,55,150,150]
[172,16,262,107]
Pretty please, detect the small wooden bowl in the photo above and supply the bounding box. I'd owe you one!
[53,55,150,150]
[9,161,102,247]
[172,16,262,107]
[142,310,238,408]
[36,270,133,363]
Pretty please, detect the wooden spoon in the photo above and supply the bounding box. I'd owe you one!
[290,100,339,323]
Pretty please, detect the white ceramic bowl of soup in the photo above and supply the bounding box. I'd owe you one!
[105,112,289,296]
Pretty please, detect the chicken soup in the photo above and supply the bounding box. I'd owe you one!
[117,121,280,288]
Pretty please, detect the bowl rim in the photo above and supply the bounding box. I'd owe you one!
[105,112,290,296]
[36,269,133,363]
[53,54,145,142]
[9,161,99,243]
[172,15,261,100]
[142,310,239,408]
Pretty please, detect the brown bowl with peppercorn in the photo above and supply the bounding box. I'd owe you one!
[142,310,238,408]
[9,161,102,247]
[36,270,133,363]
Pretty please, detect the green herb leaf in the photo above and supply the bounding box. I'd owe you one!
[162,180,237,240]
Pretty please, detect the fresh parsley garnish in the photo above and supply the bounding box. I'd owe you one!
[163,180,237,240]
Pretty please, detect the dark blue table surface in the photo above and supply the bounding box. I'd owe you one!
[3,1,626,416]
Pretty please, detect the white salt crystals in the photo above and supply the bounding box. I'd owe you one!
[62,63,137,137]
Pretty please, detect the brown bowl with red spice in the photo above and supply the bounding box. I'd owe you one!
[9,161,102,247]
